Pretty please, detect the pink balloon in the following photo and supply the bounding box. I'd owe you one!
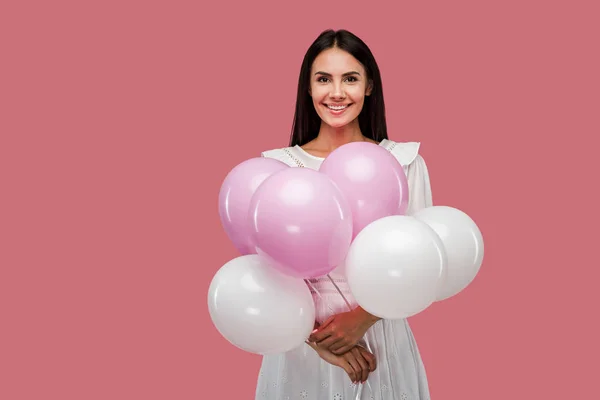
[319,142,409,239]
[248,168,353,279]
[218,157,289,255]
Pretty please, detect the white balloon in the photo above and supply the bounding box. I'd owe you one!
[207,254,315,355]
[413,206,484,301]
[345,215,447,319]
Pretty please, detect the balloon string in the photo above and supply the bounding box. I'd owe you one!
[305,277,367,398]
[325,273,375,397]
[326,274,352,310]
[304,279,337,317]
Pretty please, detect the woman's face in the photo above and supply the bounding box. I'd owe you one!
[309,47,372,129]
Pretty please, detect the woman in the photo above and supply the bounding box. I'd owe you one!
[257,29,433,400]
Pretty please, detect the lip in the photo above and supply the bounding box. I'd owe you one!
[324,103,352,115]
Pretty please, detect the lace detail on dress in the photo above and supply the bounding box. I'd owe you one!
[386,140,398,153]
[283,148,305,168]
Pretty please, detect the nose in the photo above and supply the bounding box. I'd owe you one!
[329,82,346,99]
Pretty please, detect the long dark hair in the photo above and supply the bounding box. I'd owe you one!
[289,29,388,147]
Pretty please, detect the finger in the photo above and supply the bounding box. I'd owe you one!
[310,325,333,342]
[340,361,356,383]
[343,354,362,383]
[310,315,335,342]
[319,316,335,329]
[309,317,334,341]
[359,348,377,371]
[351,348,370,382]
[309,329,329,343]
[317,335,342,350]
[332,343,354,355]
[329,338,349,352]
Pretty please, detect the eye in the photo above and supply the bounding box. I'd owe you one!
[345,76,358,82]
[317,76,329,83]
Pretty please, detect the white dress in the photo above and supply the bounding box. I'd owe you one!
[256,139,433,400]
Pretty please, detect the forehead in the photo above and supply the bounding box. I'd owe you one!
[311,48,365,75]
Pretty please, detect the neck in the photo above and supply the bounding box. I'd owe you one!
[314,120,367,151]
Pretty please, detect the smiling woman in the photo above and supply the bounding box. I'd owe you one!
[256,29,433,400]
[310,53,372,129]
[288,29,388,155]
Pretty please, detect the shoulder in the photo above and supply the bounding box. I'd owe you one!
[380,139,423,168]
[260,147,301,167]
[382,140,433,210]
[260,147,288,159]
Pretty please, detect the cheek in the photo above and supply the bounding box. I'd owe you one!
[348,86,366,101]
[310,86,328,102]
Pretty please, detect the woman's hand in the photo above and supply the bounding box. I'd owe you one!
[342,346,377,383]
[308,307,381,355]
[307,341,376,383]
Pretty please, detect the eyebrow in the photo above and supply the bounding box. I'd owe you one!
[314,71,361,77]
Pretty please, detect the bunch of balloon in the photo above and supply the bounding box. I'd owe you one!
[208,142,485,356]
[208,156,356,355]
[321,143,485,320]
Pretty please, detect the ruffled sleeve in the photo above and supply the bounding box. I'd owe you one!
[387,141,433,215]
[405,154,433,214]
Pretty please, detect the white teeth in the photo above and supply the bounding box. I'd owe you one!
[327,105,348,110]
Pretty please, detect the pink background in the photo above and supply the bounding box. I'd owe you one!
[1,0,599,399]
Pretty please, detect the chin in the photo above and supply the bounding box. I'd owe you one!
[326,116,357,129]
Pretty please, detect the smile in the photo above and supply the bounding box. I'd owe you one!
[324,104,352,115]
[326,104,351,110]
